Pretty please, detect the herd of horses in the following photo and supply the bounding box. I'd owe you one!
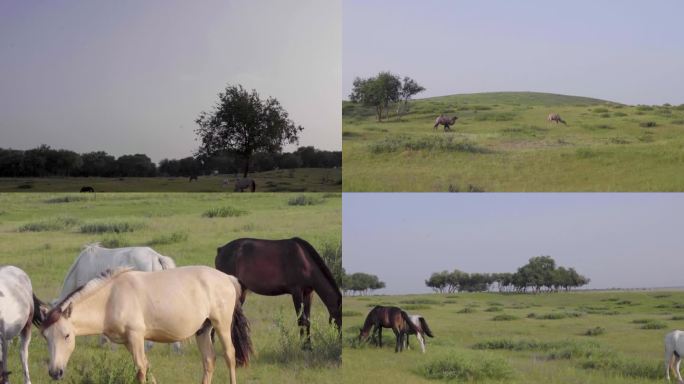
[0,237,341,384]
[432,112,567,132]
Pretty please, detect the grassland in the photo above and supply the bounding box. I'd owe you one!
[343,291,684,383]
[0,167,341,192]
[0,192,341,383]
[342,92,684,191]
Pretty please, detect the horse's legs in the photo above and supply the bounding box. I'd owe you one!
[0,330,7,383]
[677,355,683,382]
[392,328,401,353]
[196,327,216,384]
[291,291,306,338]
[302,290,314,340]
[213,323,237,384]
[417,332,426,353]
[19,320,32,384]
[125,334,153,384]
[378,326,383,347]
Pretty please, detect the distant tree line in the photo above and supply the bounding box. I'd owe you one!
[0,145,341,178]
[425,256,590,294]
[341,271,386,296]
[349,71,425,121]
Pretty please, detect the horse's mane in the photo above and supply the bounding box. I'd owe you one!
[158,255,176,270]
[50,267,133,317]
[291,237,341,306]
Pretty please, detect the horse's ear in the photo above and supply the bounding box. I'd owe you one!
[63,302,73,319]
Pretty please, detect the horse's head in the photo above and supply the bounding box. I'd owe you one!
[41,303,76,380]
[358,327,370,341]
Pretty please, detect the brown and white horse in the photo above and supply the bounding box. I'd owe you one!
[359,306,418,353]
[38,266,251,384]
[402,314,434,353]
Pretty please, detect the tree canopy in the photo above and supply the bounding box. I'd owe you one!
[342,272,386,296]
[349,72,424,121]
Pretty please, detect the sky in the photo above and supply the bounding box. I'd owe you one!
[343,0,684,105]
[0,0,341,162]
[343,193,684,294]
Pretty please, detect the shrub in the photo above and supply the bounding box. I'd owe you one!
[457,307,476,314]
[18,216,80,232]
[584,327,606,336]
[640,121,657,128]
[639,320,667,330]
[45,195,88,204]
[147,232,188,246]
[671,315,684,320]
[485,306,503,312]
[671,119,684,125]
[527,312,583,320]
[472,112,516,121]
[287,195,322,206]
[202,206,248,217]
[80,221,144,234]
[67,350,137,384]
[342,310,362,317]
[399,298,440,305]
[369,135,489,154]
[100,235,129,248]
[417,353,513,381]
[576,148,597,159]
[492,314,518,321]
[593,108,609,113]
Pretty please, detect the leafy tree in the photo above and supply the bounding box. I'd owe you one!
[425,270,450,293]
[349,71,402,121]
[116,154,156,177]
[195,84,303,177]
[344,272,385,295]
[81,151,117,177]
[397,76,425,118]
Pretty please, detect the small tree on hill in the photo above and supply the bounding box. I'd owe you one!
[195,84,303,177]
[349,71,401,122]
[397,76,425,118]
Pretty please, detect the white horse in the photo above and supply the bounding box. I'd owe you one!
[234,178,255,192]
[55,243,181,351]
[666,330,684,383]
[403,314,434,353]
[0,266,45,384]
[38,266,251,384]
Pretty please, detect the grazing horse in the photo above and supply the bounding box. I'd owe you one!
[234,178,256,192]
[79,186,94,193]
[189,175,198,182]
[433,115,458,131]
[359,306,418,353]
[547,113,567,125]
[38,266,251,384]
[402,314,434,353]
[0,266,46,384]
[55,243,181,352]
[665,330,684,383]
[215,238,342,339]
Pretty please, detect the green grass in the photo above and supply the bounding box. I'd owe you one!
[343,291,681,383]
[0,168,341,193]
[201,206,247,218]
[0,192,341,384]
[343,91,684,191]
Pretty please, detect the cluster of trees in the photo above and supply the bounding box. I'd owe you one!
[349,71,425,121]
[341,272,385,296]
[0,145,340,178]
[425,256,590,294]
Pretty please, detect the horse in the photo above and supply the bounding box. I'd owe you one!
[234,178,255,192]
[547,113,567,125]
[55,243,181,352]
[79,186,94,193]
[358,306,418,353]
[402,314,434,353]
[665,330,684,383]
[215,238,342,340]
[0,266,46,384]
[433,115,458,131]
[189,175,198,182]
[37,266,252,384]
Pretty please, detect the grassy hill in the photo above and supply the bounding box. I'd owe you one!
[343,92,684,191]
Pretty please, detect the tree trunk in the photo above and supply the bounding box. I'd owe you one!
[242,155,250,178]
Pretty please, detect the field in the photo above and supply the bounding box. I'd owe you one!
[343,291,684,383]
[0,168,341,193]
[342,92,684,191]
[0,192,341,383]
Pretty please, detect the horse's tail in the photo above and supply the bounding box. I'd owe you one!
[292,237,341,311]
[158,255,177,270]
[401,311,419,334]
[418,317,434,337]
[32,294,47,326]
[231,299,252,367]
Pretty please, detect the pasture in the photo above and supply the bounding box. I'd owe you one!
[343,291,684,383]
[0,192,341,383]
[0,167,341,193]
[342,92,684,191]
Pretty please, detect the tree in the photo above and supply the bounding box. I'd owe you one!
[81,151,117,177]
[397,76,425,118]
[116,154,156,177]
[349,71,402,121]
[195,84,303,177]
[344,272,385,295]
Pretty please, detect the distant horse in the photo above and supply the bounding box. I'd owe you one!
[359,306,418,353]
[55,243,181,352]
[547,113,567,125]
[215,238,342,339]
[665,330,684,383]
[402,314,434,353]
[433,115,458,131]
[0,266,46,384]
[189,175,198,182]
[79,186,95,193]
[234,178,256,192]
[38,266,251,384]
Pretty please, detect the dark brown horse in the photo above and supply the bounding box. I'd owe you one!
[359,306,418,352]
[79,186,94,193]
[215,237,342,338]
[434,115,458,131]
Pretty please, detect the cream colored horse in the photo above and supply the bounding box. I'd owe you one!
[38,266,252,384]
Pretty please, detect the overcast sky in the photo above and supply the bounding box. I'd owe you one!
[343,194,684,294]
[0,0,341,162]
[343,0,684,105]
